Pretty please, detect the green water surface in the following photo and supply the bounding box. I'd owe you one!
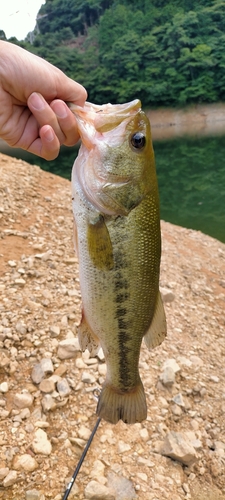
[154,135,225,243]
[1,133,225,243]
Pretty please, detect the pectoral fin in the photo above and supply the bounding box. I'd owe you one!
[144,292,167,349]
[78,311,100,356]
[87,215,114,270]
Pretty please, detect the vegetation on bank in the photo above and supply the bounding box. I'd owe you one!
[1,0,225,107]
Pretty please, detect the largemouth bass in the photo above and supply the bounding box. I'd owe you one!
[69,99,166,424]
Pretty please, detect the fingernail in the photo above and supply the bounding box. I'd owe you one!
[44,127,54,142]
[53,101,68,119]
[29,92,45,111]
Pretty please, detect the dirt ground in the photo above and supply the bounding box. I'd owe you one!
[0,154,224,500]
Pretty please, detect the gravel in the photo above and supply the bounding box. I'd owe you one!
[0,154,225,500]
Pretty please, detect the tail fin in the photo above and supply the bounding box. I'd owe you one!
[97,380,147,424]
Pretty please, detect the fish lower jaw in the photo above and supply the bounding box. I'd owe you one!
[96,380,147,425]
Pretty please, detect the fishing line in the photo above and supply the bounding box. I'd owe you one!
[62,389,101,500]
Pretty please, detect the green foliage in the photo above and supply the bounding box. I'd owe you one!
[6,0,225,106]
[0,30,6,40]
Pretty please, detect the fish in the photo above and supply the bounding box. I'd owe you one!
[69,99,167,424]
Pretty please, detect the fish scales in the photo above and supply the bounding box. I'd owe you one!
[69,99,167,424]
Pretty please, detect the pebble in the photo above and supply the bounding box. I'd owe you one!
[13,453,38,472]
[160,366,175,387]
[25,489,43,500]
[163,358,181,373]
[160,287,175,302]
[78,425,91,440]
[0,468,9,480]
[98,363,107,376]
[49,325,60,338]
[32,428,52,455]
[81,371,96,384]
[90,460,106,481]
[85,480,115,500]
[3,470,18,487]
[0,382,9,393]
[97,348,105,361]
[171,404,183,416]
[14,392,34,409]
[172,393,185,407]
[40,357,54,374]
[57,378,71,396]
[107,472,137,500]
[31,364,45,384]
[117,440,131,453]
[39,378,55,393]
[41,394,57,412]
[57,338,80,359]
[140,428,149,442]
[160,431,198,466]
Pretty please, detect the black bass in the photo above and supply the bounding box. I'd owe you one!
[69,99,166,424]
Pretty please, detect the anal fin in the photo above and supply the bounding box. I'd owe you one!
[144,291,167,349]
[78,312,100,357]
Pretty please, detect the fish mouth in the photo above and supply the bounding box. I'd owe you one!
[68,99,141,136]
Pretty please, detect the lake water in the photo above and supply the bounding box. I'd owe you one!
[1,118,225,244]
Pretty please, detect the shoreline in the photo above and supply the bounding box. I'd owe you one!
[147,102,225,140]
[1,103,225,156]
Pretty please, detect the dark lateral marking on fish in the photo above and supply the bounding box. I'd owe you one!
[115,292,130,303]
[113,249,133,389]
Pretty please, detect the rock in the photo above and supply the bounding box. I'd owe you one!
[0,352,10,369]
[0,468,9,480]
[31,364,44,384]
[56,378,71,396]
[85,480,115,500]
[49,325,60,338]
[90,460,105,480]
[3,470,18,487]
[41,394,57,412]
[160,431,198,466]
[171,404,183,416]
[97,348,105,362]
[39,378,55,393]
[117,440,131,453]
[163,359,181,373]
[0,382,9,393]
[160,287,175,302]
[14,392,34,409]
[78,425,91,440]
[98,364,107,376]
[172,393,185,407]
[160,366,175,387]
[40,358,54,375]
[32,429,52,455]
[57,338,80,359]
[13,454,38,472]
[81,371,96,384]
[107,472,137,500]
[139,428,149,442]
[25,489,43,500]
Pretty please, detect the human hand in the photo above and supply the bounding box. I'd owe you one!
[0,41,87,160]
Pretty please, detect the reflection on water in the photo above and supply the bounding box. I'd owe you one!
[154,135,225,243]
[1,115,225,244]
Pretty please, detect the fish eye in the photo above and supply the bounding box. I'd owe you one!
[130,132,146,150]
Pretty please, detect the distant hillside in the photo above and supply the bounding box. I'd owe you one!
[3,0,225,106]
